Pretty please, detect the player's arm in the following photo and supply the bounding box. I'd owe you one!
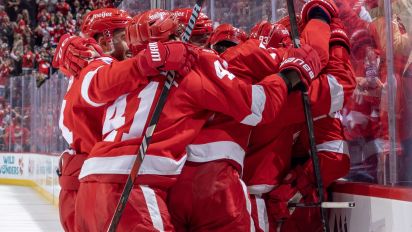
[81,42,197,107]
[278,18,357,125]
[189,44,322,126]
[266,116,350,221]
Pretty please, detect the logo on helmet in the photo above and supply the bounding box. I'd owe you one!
[91,12,113,21]
[173,11,185,17]
[149,12,168,20]
[149,42,161,62]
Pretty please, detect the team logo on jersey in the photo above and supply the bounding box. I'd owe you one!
[281,57,314,79]
[148,42,161,62]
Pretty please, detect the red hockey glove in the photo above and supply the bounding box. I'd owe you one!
[279,44,322,90]
[137,41,199,77]
[53,34,103,77]
[267,23,292,49]
[301,0,338,25]
[266,183,303,221]
[330,18,350,53]
[266,165,317,222]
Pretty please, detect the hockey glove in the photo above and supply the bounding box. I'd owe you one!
[279,44,322,90]
[267,23,292,49]
[53,34,103,77]
[138,41,198,77]
[266,166,317,222]
[301,0,339,25]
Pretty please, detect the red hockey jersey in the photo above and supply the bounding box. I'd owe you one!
[59,55,150,155]
[244,44,356,194]
[79,48,289,189]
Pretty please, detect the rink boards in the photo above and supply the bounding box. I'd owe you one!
[1,152,412,231]
[330,182,412,232]
[0,152,60,205]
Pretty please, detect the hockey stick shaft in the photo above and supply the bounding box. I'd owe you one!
[285,1,329,232]
[289,201,355,209]
[106,1,205,231]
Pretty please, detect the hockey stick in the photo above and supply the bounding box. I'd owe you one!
[289,202,355,209]
[106,1,205,232]
[285,1,329,231]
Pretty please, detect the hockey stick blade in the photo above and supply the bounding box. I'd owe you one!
[106,1,205,232]
[289,201,356,208]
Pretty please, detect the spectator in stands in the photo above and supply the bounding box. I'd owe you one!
[1,15,14,48]
[22,45,34,75]
[10,33,23,75]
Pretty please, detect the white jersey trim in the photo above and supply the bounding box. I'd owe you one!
[254,195,269,232]
[79,154,187,179]
[239,179,256,232]
[81,66,105,107]
[186,141,245,168]
[247,184,277,195]
[140,185,164,231]
[327,74,344,114]
[241,85,266,126]
[59,100,73,145]
[316,140,350,156]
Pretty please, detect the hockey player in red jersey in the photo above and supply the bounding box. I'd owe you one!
[73,8,323,231]
[266,32,354,230]
[53,8,197,232]
[245,17,356,232]
[167,1,347,231]
[52,8,133,232]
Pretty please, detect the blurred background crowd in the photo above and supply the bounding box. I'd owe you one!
[0,0,411,185]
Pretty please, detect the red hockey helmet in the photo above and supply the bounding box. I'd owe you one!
[267,23,292,48]
[126,9,178,55]
[172,8,213,46]
[172,8,213,35]
[81,8,131,54]
[209,24,248,47]
[81,8,131,38]
[249,20,274,46]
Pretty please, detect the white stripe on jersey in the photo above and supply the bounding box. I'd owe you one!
[187,141,246,169]
[81,66,105,107]
[240,85,266,126]
[79,154,187,179]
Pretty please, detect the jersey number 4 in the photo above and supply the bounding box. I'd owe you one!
[102,82,159,142]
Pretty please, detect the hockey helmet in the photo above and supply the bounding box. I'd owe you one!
[126,9,178,55]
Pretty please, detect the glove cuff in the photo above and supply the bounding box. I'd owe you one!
[136,51,159,77]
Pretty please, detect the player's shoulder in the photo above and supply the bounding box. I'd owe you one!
[198,48,219,60]
[78,56,115,78]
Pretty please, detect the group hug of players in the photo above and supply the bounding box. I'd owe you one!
[52,0,356,231]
